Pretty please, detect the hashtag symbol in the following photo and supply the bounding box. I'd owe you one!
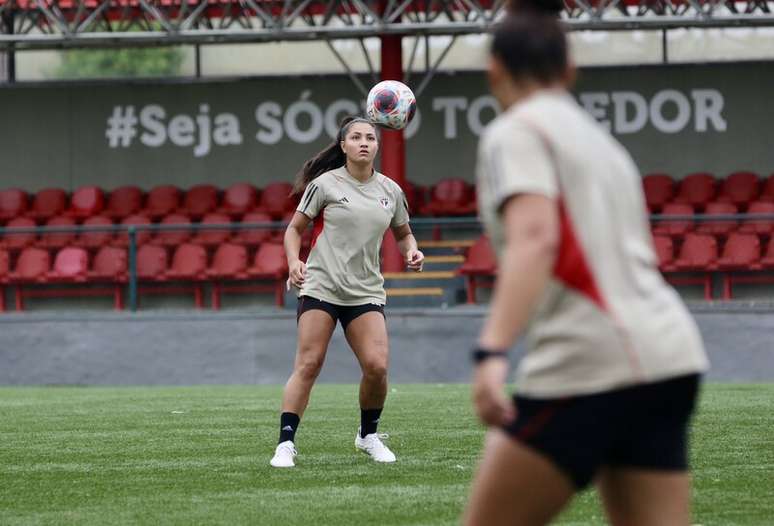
[105,106,138,148]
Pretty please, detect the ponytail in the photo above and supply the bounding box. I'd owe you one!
[292,116,374,195]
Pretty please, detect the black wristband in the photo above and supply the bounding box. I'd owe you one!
[471,347,508,364]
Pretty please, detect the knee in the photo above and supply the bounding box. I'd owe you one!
[362,359,388,381]
[295,352,325,382]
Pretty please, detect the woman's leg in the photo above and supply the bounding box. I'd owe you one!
[344,311,389,414]
[463,430,575,526]
[281,308,337,416]
[597,467,691,526]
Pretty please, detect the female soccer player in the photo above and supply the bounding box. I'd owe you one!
[463,2,710,524]
[270,117,424,468]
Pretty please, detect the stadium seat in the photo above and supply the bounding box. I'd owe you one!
[458,235,497,304]
[642,173,675,212]
[9,247,51,310]
[218,183,258,218]
[0,188,28,222]
[671,233,718,300]
[114,214,152,247]
[103,186,144,220]
[716,171,760,209]
[26,188,67,222]
[66,186,105,219]
[136,244,168,281]
[420,178,477,217]
[0,249,9,311]
[77,216,115,249]
[207,243,249,309]
[738,201,774,235]
[191,213,232,247]
[254,182,296,219]
[652,203,694,238]
[718,233,766,300]
[142,185,181,219]
[39,216,77,249]
[47,247,89,282]
[695,202,738,237]
[760,238,774,269]
[1,217,37,251]
[87,246,127,309]
[152,213,192,247]
[673,173,717,211]
[181,184,219,219]
[238,242,289,307]
[652,235,676,272]
[232,212,274,248]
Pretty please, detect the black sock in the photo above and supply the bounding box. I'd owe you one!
[278,412,300,444]
[360,408,383,438]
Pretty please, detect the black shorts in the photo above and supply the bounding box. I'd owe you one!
[296,295,385,331]
[502,374,701,490]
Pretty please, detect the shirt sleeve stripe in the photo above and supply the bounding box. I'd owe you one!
[300,184,318,213]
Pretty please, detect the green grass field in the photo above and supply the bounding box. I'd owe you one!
[1,384,773,525]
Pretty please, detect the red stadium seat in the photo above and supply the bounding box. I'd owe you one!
[642,173,675,213]
[87,246,127,310]
[166,243,208,280]
[652,203,694,238]
[9,247,51,310]
[695,202,738,237]
[232,212,274,248]
[0,188,28,222]
[142,185,181,219]
[39,216,77,249]
[77,216,115,249]
[47,247,89,282]
[255,182,296,219]
[114,214,152,247]
[220,242,289,307]
[458,235,497,304]
[136,244,168,280]
[652,235,675,272]
[207,243,249,309]
[1,217,37,251]
[66,186,105,219]
[421,178,477,217]
[716,171,760,209]
[673,173,717,211]
[181,184,219,219]
[152,213,191,247]
[27,188,67,222]
[718,233,768,300]
[669,233,718,300]
[191,213,232,247]
[0,249,9,311]
[103,186,144,220]
[218,183,258,218]
[738,201,774,235]
[760,238,774,269]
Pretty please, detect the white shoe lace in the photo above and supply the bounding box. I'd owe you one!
[277,442,297,456]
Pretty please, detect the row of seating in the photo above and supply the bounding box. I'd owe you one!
[0,242,288,311]
[645,172,774,212]
[456,233,774,303]
[653,201,774,238]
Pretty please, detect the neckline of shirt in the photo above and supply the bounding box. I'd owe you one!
[338,166,378,186]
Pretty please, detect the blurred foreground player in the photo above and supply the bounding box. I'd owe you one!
[464,2,710,524]
[270,117,424,468]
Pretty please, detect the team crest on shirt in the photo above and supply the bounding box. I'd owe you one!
[378,197,390,208]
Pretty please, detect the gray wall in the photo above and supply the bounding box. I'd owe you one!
[0,62,771,192]
[1,308,772,385]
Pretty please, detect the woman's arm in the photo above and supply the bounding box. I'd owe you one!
[472,193,559,426]
[284,211,312,287]
[392,223,424,271]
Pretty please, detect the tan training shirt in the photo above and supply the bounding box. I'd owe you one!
[296,166,410,306]
[476,90,709,398]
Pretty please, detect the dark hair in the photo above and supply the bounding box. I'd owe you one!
[292,116,376,195]
[491,0,568,85]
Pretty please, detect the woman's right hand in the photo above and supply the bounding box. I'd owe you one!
[288,260,307,289]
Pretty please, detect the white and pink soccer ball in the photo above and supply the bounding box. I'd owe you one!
[366,80,417,131]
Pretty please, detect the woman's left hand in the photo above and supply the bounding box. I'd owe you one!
[406,249,424,272]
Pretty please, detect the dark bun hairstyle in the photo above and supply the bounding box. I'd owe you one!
[491,0,568,85]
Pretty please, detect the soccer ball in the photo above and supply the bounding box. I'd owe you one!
[366,80,417,131]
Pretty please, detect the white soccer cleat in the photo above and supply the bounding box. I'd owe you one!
[270,440,297,468]
[355,429,396,463]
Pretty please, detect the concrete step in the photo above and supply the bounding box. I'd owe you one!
[383,271,464,290]
[421,254,466,272]
[385,286,455,308]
